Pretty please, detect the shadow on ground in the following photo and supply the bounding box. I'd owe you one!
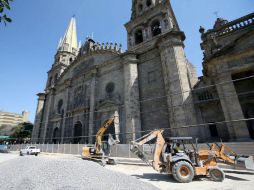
[131,173,206,183]
[224,170,254,175]
[225,175,249,181]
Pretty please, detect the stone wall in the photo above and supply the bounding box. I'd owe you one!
[137,48,170,135]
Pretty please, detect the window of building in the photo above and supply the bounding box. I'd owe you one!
[151,20,162,36]
[164,19,169,29]
[135,29,143,44]
[138,4,143,12]
[105,82,115,94]
[69,58,73,63]
[146,0,152,7]
[198,91,213,101]
[148,71,156,84]
[57,99,63,114]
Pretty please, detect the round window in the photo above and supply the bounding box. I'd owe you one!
[105,82,115,93]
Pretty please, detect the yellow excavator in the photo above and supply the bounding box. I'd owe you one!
[131,129,254,183]
[82,114,120,166]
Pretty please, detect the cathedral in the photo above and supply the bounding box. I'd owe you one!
[32,0,254,144]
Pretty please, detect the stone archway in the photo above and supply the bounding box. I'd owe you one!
[73,121,82,144]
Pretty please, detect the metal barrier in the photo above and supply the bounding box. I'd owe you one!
[9,142,254,158]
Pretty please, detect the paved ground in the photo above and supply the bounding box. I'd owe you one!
[106,162,254,190]
[1,152,254,190]
[0,152,158,190]
[0,152,19,163]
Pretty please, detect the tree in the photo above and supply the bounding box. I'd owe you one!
[10,122,33,143]
[0,0,13,25]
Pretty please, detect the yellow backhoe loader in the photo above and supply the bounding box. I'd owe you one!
[131,129,254,183]
[82,113,120,166]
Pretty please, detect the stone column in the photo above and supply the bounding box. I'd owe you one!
[88,71,97,143]
[32,93,46,143]
[42,88,55,143]
[61,79,72,143]
[215,74,249,140]
[123,52,141,142]
[158,38,197,137]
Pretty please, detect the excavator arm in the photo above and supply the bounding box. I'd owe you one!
[95,114,120,154]
[131,129,165,171]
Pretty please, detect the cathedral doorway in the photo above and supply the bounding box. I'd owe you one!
[208,123,219,138]
[52,127,59,144]
[244,104,254,140]
[73,121,82,144]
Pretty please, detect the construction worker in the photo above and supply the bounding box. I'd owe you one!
[174,142,183,153]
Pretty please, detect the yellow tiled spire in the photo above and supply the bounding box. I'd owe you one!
[58,16,78,54]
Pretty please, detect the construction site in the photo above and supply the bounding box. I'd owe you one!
[1,116,254,189]
[1,0,254,189]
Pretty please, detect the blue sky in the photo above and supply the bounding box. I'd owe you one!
[0,0,253,122]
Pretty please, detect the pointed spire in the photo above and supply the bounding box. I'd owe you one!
[57,37,62,49]
[58,16,78,54]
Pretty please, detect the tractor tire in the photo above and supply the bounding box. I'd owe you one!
[209,167,225,182]
[172,161,194,183]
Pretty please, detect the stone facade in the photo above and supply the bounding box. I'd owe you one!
[194,13,254,141]
[32,0,254,143]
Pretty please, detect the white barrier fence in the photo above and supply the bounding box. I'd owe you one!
[9,142,254,158]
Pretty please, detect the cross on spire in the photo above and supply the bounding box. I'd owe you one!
[214,11,219,18]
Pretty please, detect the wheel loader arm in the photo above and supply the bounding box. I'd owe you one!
[199,144,239,165]
[210,143,236,164]
[131,129,165,171]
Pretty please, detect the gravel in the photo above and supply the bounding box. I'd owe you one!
[0,155,159,190]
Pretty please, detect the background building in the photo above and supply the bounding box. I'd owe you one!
[0,111,29,136]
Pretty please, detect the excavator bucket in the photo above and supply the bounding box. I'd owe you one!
[131,145,151,166]
[234,155,254,170]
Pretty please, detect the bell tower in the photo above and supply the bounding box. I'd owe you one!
[125,0,199,137]
[46,16,78,89]
[126,0,180,49]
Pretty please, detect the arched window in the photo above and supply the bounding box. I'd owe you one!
[151,20,161,36]
[57,99,63,114]
[69,57,73,63]
[135,29,143,45]
[146,0,152,7]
